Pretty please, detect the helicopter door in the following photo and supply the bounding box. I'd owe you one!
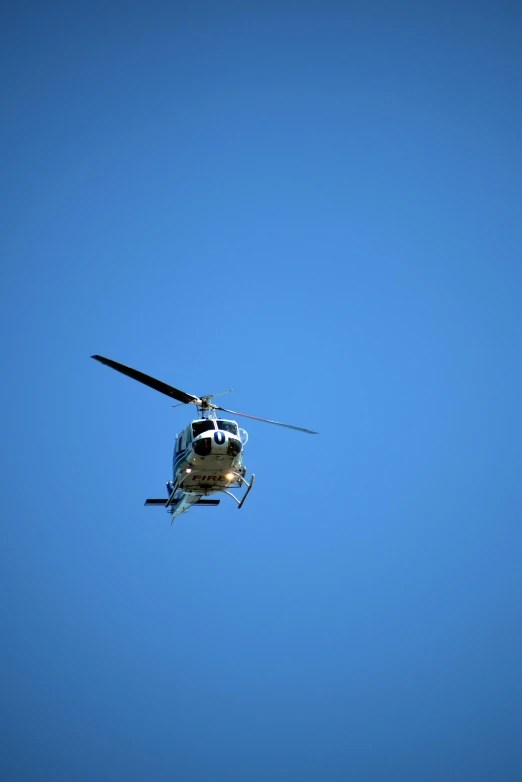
[177,426,192,452]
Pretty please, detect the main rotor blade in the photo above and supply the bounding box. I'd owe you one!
[91,355,198,405]
[216,406,318,434]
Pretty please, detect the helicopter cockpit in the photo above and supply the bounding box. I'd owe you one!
[191,419,239,438]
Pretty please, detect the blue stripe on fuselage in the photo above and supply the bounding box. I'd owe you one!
[173,447,188,472]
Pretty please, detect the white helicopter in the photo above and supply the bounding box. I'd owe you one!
[92,356,318,522]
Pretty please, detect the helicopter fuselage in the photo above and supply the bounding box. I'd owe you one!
[165,419,248,518]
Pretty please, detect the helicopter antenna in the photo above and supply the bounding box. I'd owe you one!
[200,389,234,400]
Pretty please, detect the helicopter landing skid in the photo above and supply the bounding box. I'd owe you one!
[222,473,255,510]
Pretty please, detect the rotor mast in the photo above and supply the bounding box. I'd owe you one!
[194,390,234,420]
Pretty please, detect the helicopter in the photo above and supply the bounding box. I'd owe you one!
[92,355,318,522]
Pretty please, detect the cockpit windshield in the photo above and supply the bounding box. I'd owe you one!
[192,420,216,438]
[217,420,238,435]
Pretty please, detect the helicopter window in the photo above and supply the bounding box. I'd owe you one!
[192,420,216,438]
[217,421,238,435]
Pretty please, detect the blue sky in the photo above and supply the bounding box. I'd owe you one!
[1,3,520,781]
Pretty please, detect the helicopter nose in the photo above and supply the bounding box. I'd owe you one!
[213,431,227,447]
[192,432,242,457]
[215,431,242,456]
[211,431,240,455]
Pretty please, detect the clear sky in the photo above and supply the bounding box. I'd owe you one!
[1,3,520,781]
